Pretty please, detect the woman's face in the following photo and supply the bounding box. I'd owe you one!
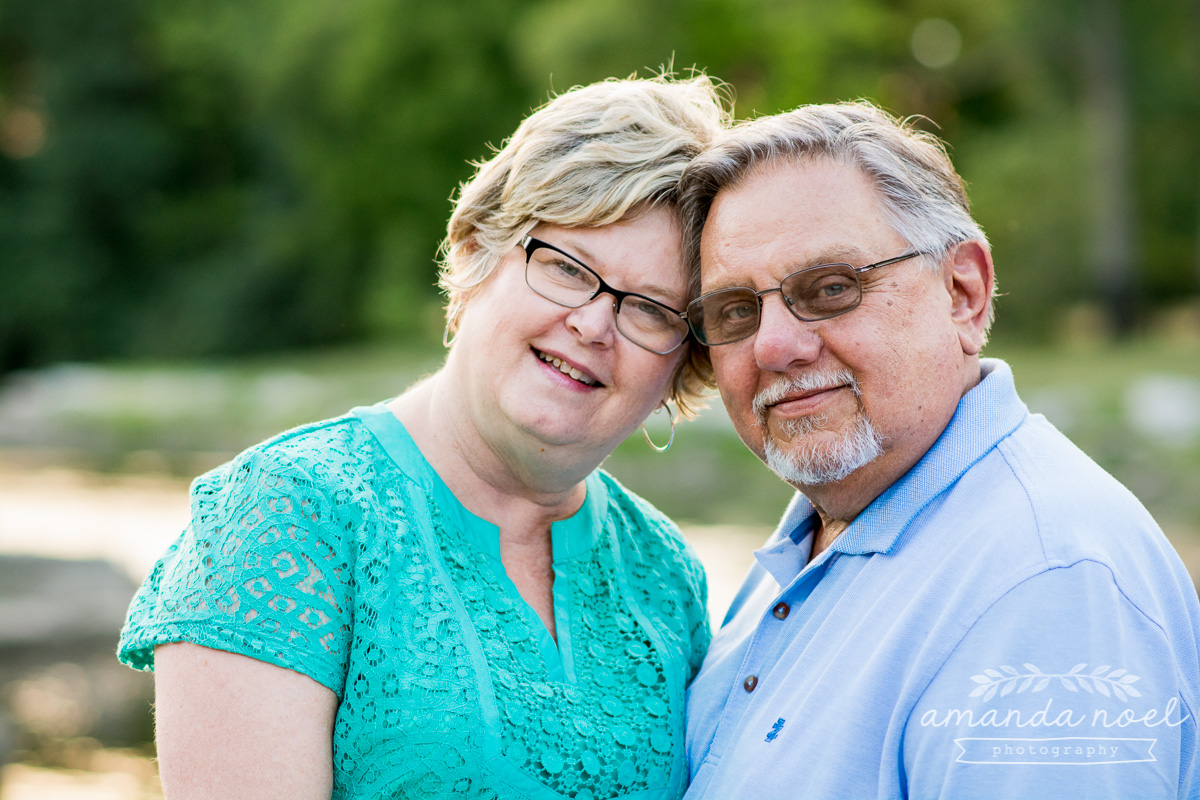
[449,207,689,464]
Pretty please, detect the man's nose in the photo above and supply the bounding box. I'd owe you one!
[752,291,821,370]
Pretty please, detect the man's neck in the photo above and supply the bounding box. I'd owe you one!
[810,513,852,561]
[799,360,987,559]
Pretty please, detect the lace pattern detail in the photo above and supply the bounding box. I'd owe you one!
[119,410,709,799]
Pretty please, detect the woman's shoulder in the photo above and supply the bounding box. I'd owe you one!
[590,469,711,671]
[592,469,673,527]
[201,410,367,484]
[182,406,419,574]
[119,406,405,686]
[193,406,411,506]
[590,469,699,572]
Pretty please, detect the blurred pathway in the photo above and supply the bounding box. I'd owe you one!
[2,462,1196,799]
[0,460,771,619]
[0,463,190,582]
[0,759,161,800]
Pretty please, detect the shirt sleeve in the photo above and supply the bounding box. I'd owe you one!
[117,443,355,697]
[903,560,1197,800]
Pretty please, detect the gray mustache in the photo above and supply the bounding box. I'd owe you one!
[752,370,861,425]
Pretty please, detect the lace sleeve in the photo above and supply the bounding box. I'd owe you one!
[118,444,354,696]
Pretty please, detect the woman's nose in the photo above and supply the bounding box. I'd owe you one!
[566,293,619,346]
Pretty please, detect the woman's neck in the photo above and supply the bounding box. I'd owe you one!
[387,372,590,537]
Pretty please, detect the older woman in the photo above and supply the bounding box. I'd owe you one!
[118,74,728,799]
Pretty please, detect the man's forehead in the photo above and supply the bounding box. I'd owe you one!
[698,158,886,285]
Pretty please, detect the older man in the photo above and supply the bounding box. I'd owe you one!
[678,102,1200,799]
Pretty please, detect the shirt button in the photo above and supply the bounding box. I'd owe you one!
[772,602,790,620]
[743,675,758,692]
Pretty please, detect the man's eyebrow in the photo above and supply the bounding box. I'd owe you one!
[798,246,875,267]
[699,276,753,294]
[700,246,878,293]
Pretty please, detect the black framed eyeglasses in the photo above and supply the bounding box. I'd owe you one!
[684,251,928,346]
[521,236,690,355]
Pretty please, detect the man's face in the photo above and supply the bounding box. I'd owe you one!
[699,157,975,492]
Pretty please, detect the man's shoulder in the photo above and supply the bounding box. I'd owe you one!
[987,411,1163,554]
[935,410,1193,627]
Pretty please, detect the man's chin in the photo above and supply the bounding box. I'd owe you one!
[762,417,885,486]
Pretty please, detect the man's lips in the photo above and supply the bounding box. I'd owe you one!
[752,369,861,425]
[533,348,603,387]
[766,385,846,414]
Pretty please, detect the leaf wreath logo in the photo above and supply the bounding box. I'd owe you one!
[968,664,1142,702]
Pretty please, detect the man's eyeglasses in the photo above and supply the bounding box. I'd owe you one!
[522,236,690,355]
[685,251,927,346]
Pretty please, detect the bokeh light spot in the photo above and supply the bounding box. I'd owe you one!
[1,106,47,159]
[911,18,962,69]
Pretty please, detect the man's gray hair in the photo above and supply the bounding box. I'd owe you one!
[439,73,731,415]
[678,100,989,298]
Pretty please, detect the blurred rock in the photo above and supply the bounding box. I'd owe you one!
[0,556,132,647]
[0,556,153,762]
[0,708,14,772]
[1125,374,1200,448]
[1025,385,1091,435]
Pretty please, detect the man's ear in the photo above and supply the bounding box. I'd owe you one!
[944,240,994,356]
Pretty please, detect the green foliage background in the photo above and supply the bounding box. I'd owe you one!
[2,0,1198,372]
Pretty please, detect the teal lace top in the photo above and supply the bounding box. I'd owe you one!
[118,403,710,799]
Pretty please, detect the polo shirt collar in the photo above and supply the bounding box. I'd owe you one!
[755,496,818,587]
[762,358,1027,565]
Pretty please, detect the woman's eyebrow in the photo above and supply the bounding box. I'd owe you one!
[555,236,684,305]
[549,237,596,267]
[638,282,685,306]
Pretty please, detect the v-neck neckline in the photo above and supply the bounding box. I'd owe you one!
[351,402,606,682]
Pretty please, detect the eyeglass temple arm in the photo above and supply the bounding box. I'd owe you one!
[855,251,928,274]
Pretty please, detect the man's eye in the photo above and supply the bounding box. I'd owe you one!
[820,280,851,297]
[799,275,855,305]
[720,300,757,321]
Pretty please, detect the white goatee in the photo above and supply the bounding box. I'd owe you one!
[753,369,885,486]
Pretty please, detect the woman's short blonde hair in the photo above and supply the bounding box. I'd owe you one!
[438,73,730,416]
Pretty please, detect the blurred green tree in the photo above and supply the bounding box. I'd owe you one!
[1,0,1197,374]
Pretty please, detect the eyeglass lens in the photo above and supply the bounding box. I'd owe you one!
[525,244,687,354]
[690,264,863,346]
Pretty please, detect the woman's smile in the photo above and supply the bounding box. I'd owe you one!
[447,209,688,456]
[533,347,602,388]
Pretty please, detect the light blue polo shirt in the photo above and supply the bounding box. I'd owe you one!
[685,359,1200,799]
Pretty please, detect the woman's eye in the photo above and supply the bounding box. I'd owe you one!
[633,299,681,321]
[551,259,584,279]
[631,300,667,319]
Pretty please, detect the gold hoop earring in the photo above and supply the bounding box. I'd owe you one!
[642,401,676,453]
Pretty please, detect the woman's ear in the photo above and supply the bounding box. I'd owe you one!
[944,240,995,356]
